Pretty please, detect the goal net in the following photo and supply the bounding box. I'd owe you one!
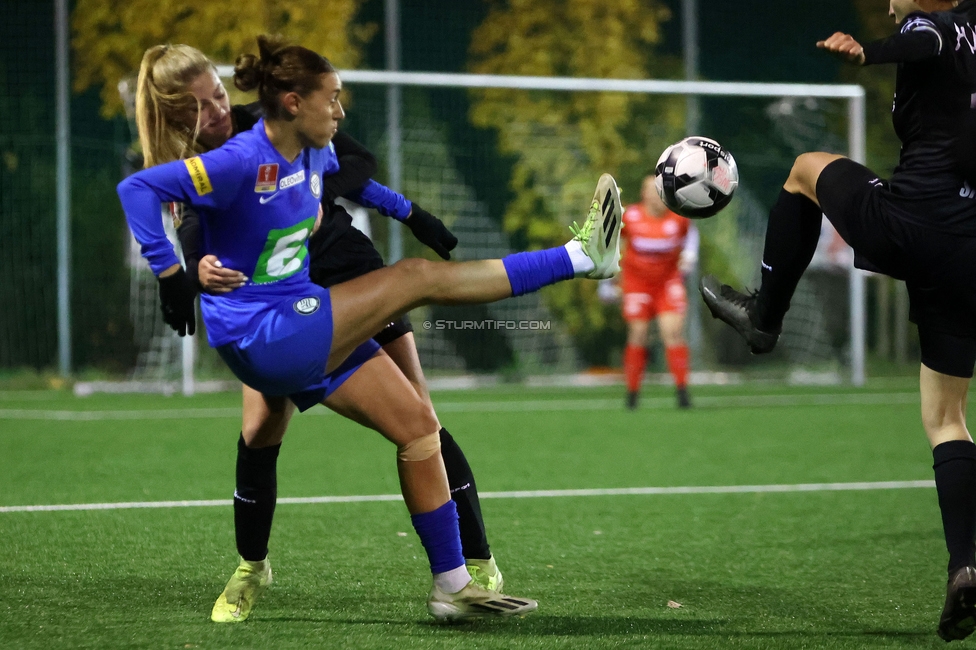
[126,69,866,389]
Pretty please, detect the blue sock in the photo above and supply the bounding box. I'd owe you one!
[410,500,465,574]
[502,247,574,297]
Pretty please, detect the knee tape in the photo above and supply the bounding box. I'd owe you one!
[397,431,441,462]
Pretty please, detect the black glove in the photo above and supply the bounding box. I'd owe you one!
[404,204,458,260]
[157,268,197,337]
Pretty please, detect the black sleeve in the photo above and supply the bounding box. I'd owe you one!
[321,131,379,202]
[862,17,943,65]
[176,206,203,292]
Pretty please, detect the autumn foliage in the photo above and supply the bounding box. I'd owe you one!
[72,0,375,118]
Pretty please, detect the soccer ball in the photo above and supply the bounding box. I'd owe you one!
[654,136,738,219]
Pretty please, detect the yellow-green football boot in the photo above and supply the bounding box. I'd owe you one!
[210,557,272,623]
[466,555,504,592]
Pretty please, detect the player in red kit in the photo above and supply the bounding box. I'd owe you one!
[616,173,698,409]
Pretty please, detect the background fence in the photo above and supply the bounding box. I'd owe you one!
[1,0,917,388]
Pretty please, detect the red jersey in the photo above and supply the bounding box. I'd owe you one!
[621,203,692,285]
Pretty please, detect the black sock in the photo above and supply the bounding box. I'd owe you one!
[440,428,491,560]
[234,434,281,562]
[754,189,823,331]
[933,440,976,574]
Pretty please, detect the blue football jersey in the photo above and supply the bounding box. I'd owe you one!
[119,120,340,346]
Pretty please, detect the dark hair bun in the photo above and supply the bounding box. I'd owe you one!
[234,34,335,119]
[233,53,261,92]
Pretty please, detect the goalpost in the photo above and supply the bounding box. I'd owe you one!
[324,70,868,386]
[127,68,866,393]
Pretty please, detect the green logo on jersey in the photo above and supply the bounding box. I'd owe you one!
[252,216,316,284]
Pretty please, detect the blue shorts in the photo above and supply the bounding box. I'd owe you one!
[216,285,381,412]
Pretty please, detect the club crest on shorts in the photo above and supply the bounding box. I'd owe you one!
[294,297,320,315]
[309,172,321,199]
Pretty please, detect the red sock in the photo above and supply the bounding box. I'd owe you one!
[665,344,689,389]
[624,345,647,393]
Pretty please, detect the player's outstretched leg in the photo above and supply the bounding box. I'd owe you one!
[699,153,841,353]
[326,174,622,372]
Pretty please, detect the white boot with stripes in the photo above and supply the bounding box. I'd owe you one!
[427,580,538,621]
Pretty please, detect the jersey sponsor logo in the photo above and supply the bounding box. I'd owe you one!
[309,172,322,199]
[184,157,212,196]
[294,297,320,315]
[631,236,681,254]
[255,163,279,193]
[279,169,306,190]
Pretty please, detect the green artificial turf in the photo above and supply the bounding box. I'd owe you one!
[0,380,964,648]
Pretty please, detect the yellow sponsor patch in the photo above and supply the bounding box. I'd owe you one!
[184,157,213,196]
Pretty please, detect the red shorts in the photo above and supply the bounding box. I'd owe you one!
[622,273,687,321]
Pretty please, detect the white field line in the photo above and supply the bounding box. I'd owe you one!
[0,480,935,514]
[0,392,919,421]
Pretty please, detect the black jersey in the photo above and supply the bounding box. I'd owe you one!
[231,103,261,133]
[863,1,976,234]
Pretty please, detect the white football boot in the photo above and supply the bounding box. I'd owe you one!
[568,173,623,279]
[428,580,537,621]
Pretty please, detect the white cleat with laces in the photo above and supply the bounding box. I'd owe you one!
[568,173,623,280]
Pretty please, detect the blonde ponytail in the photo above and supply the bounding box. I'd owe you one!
[135,44,215,167]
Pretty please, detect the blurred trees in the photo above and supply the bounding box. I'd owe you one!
[72,0,376,118]
[468,0,686,364]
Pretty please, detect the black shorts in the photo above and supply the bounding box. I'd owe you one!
[307,226,414,346]
[816,158,976,377]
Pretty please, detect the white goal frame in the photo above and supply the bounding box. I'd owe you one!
[214,67,868,386]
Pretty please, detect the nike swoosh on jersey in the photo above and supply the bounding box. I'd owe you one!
[258,193,281,204]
